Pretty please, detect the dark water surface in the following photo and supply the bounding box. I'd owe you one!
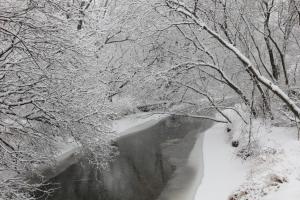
[37,115,212,200]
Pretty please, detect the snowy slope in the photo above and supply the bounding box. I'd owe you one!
[195,113,249,199]
[194,106,300,200]
[112,112,168,135]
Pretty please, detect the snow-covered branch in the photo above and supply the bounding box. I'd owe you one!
[166,0,300,119]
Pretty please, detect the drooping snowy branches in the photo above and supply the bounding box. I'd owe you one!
[164,0,300,118]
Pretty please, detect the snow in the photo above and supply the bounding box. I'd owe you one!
[52,138,81,164]
[112,112,169,135]
[194,105,300,200]
[257,126,300,200]
[262,180,300,200]
[229,122,300,200]
[0,139,81,189]
[195,109,249,200]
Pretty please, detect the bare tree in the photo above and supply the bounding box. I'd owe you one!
[0,0,121,198]
[164,0,300,118]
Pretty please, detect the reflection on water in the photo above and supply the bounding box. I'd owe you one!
[36,116,212,200]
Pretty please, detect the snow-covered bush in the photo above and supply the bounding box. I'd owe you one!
[112,96,140,117]
[222,105,249,146]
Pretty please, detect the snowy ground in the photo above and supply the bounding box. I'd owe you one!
[112,112,169,135]
[194,106,300,200]
[242,124,300,200]
[52,137,81,161]
[194,110,249,200]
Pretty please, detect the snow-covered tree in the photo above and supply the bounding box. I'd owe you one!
[0,0,123,199]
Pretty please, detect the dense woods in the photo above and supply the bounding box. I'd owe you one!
[0,0,299,199]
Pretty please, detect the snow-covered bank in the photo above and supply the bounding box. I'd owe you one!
[262,179,300,200]
[32,112,168,182]
[195,113,249,199]
[22,138,81,183]
[0,138,82,195]
[235,124,300,200]
[194,106,300,200]
[112,112,169,135]
[53,139,81,164]
[4,112,166,185]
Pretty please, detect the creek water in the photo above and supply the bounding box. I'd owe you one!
[36,115,212,200]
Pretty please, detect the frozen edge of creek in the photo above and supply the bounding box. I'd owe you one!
[157,111,248,200]
[111,112,169,135]
[113,112,211,200]
[194,121,248,199]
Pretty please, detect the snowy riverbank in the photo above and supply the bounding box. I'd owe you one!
[0,112,168,186]
[194,109,249,199]
[112,112,169,135]
[194,106,300,200]
[48,113,169,178]
[42,112,168,181]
